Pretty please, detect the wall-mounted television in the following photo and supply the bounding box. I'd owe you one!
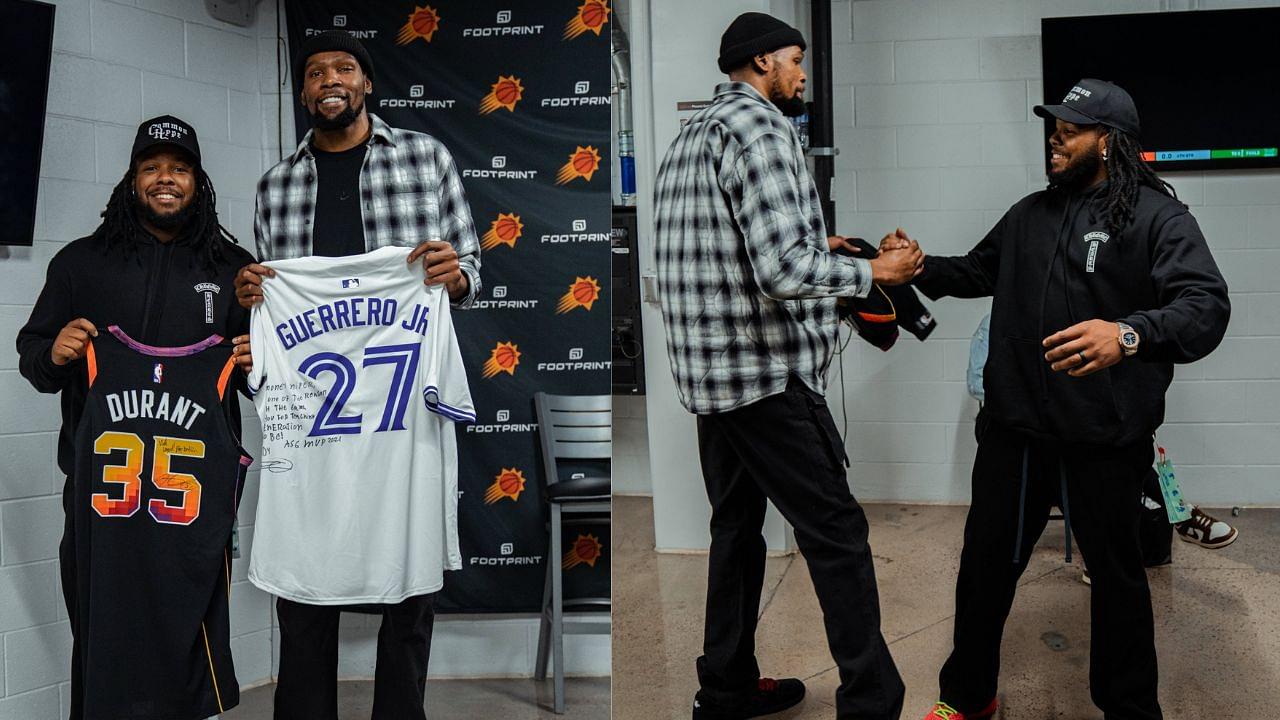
[0,0,55,246]
[1041,8,1280,173]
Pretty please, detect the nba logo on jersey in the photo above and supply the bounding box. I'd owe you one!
[153,362,164,384]
[342,278,360,288]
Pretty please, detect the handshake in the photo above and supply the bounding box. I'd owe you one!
[828,228,924,286]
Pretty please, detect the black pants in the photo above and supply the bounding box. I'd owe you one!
[938,423,1161,719]
[274,594,436,720]
[696,380,904,720]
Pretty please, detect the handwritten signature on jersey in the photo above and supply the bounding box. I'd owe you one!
[260,458,294,473]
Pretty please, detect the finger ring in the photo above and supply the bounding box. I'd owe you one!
[1077,351,1087,364]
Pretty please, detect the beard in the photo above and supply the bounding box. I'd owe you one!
[311,96,364,130]
[136,194,196,233]
[773,94,807,117]
[768,74,807,117]
[1048,144,1104,189]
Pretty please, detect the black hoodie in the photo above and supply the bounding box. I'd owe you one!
[915,182,1230,447]
[16,231,256,477]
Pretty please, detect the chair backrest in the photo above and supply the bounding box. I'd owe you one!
[533,392,611,490]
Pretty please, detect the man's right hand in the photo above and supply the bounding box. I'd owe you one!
[51,318,98,366]
[869,229,924,286]
[234,263,276,309]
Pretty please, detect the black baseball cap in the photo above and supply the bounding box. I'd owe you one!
[130,115,201,166]
[1034,78,1140,137]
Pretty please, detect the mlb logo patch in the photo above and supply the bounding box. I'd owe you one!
[153,363,164,384]
[342,278,360,288]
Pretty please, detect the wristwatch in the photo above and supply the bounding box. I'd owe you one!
[1116,321,1140,357]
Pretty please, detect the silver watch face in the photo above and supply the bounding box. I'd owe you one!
[1122,331,1138,347]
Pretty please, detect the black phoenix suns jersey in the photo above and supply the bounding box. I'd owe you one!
[72,326,249,719]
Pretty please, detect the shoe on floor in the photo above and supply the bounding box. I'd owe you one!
[1081,566,1091,586]
[692,678,805,719]
[922,697,999,719]
[1176,506,1239,549]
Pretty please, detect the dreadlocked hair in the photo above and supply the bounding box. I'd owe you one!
[91,166,239,272]
[1099,130,1180,238]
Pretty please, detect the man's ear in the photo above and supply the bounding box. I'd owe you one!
[751,52,772,75]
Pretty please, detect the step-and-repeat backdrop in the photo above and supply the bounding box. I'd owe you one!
[285,1,612,612]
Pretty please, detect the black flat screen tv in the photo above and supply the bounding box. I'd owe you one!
[1041,8,1280,172]
[0,0,55,246]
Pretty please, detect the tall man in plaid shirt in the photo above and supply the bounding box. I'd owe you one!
[232,32,480,720]
[654,13,923,720]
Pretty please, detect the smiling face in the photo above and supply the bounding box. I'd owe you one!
[300,51,371,130]
[132,148,196,232]
[1048,119,1109,189]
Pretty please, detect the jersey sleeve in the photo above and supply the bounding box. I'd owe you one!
[421,293,475,424]
[246,301,272,394]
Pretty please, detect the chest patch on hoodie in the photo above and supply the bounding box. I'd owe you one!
[1083,231,1110,273]
[194,283,220,324]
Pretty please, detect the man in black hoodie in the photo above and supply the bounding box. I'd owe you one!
[914,80,1229,720]
[15,115,255,718]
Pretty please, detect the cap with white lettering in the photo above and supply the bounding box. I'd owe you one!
[130,115,201,167]
[1034,78,1140,138]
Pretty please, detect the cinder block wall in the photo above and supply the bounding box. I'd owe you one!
[0,0,278,714]
[826,0,1280,506]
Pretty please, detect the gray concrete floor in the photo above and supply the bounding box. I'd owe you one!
[219,677,610,719]
[613,496,1280,719]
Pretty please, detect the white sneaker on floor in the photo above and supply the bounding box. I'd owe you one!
[1175,506,1239,549]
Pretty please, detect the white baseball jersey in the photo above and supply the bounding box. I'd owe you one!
[247,246,475,604]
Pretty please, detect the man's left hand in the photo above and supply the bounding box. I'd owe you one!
[828,235,861,254]
[1043,319,1123,377]
[408,240,468,301]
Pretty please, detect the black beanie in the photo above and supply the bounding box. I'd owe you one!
[717,12,806,73]
[295,30,375,90]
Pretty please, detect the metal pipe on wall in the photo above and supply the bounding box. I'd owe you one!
[612,16,636,206]
[809,0,836,230]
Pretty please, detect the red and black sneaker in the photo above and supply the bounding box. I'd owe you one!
[922,697,999,719]
[692,677,806,719]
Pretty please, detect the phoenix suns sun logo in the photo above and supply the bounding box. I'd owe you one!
[481,213,523,250]
[555,146,601,185]
[479,75,524,114]
[564,0,610,40]
[556,276,601,314]
[482,341,521,378]
[484,468,527,504]
[397,5,441,45]
[562,533,604,569]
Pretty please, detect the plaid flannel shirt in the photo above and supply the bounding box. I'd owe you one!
[654,82,873,414]
[254,113,481,307]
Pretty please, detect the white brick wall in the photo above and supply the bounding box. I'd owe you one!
[0,0,283,713]
[831,0,1280,506]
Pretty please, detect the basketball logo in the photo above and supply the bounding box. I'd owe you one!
[556,276,601,314]
[562,533,604,569]
[484,468,527,504]
[482,341,521,378]
[555,146,601,185]
[564,0,610,40]
[481,213,523,250]
[397,5,441,45]
[479,75,524,114]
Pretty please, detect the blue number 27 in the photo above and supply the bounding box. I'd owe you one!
[298,343,422,437]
